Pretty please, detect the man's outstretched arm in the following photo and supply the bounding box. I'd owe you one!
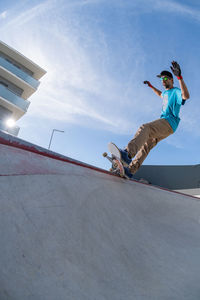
[178,78,190,100]
[143,81,162,98]
[170,61,190,100]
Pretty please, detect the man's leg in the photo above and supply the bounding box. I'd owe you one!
[126,119,173,175]
[129,138,159,174]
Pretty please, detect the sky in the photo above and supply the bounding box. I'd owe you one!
[0,0,199,171]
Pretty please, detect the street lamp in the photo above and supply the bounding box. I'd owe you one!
[48,129,64,150]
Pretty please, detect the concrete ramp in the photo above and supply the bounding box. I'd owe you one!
[0,131,200,300]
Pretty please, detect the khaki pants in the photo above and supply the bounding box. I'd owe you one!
[127,118,173,174]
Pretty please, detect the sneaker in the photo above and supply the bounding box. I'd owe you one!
[108,142,132,167]
[119,149,132,167]
[123,166,133,179]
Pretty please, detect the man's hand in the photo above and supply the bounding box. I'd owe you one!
[143,81,152,88]
[170,61,181,77]
[171,61,190,99]
[144,81,162,97]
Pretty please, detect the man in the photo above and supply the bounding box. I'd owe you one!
[118,61,190,178]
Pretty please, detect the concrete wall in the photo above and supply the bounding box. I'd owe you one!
[134,164,200,196]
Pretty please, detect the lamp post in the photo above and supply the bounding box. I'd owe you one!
[48,129,64,150]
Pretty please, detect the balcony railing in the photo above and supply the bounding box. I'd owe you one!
[0,57,40,89]
[0,84,30,112]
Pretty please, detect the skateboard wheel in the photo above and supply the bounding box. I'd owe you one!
[113,162,118,168]
[103,152,108,157]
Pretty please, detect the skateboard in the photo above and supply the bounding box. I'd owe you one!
[103,142,125,178]
[103,143,151,183]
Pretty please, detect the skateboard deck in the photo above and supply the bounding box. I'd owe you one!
[103,142,125,177]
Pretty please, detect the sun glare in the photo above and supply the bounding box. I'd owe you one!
[6,119,16,128]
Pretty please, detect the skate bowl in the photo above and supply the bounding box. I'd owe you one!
[0,130,200,300]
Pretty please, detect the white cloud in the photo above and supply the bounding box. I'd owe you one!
[151,0,200,22]
[1,0,198,138]
[0,11,7,19]
[0,1,53,29]
[0,0,150,135]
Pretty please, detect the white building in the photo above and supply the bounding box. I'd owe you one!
[0,41,46,136]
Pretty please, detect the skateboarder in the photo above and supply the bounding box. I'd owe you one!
[117,61,190,178]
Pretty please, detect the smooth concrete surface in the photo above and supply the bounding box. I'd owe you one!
[1,132,200,300]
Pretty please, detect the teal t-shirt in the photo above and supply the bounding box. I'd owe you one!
[160,87,182,132]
